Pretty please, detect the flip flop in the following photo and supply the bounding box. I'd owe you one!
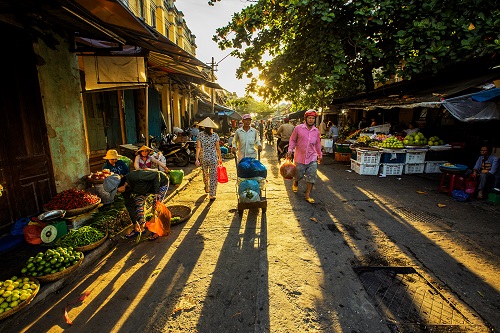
[305,197,315,204]
[292,183,298,193]
[125,230,139,238]
[209,196,216,201]
[148,233,160,241]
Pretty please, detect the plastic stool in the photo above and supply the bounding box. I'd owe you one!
[438,172,462,195]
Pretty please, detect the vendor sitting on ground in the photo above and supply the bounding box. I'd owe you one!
[472,145,498,199]
[102,149,129,176]
[134,145,169,172]
[103,169,170,241]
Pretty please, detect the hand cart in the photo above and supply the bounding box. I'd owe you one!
[235,152,267,216]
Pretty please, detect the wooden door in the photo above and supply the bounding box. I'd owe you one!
[0,23,56,236]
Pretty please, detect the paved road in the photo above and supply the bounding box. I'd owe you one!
[2,143,498,332]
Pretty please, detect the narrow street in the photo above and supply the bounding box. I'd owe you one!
[2,143,499,333]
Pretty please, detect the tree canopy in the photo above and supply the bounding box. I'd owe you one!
[211,0,500,108]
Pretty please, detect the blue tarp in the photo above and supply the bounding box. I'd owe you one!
[471,87,500,102]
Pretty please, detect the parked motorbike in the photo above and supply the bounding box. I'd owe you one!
[149,135,190,167]
[277,141,293,162]
[184,141,197,164]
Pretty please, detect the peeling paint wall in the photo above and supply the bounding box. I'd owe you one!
[33,36,89,192]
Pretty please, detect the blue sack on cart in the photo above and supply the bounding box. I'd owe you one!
[238,157,267,178]
[238,179,260,196]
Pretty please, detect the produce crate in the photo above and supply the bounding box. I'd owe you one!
[405,150,427,164]
[335,143,352,153]
[404,163,425,174]
[350,159,379,176]
[380,163,404,176]
[355,148,382,164]
[425,161,446,173]
[335,152,351,162]
[381,151,406,164]
[425,149,451,161]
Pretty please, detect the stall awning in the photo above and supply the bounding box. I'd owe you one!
[197,99,241,119]
[81,55,147,91]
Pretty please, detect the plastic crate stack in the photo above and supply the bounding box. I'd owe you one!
[404,149,427,174]
[350,148,382,175]
[380,149,406,176]
[424,145,452,173]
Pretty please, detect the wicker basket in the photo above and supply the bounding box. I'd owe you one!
[167,205,192,225]
[0,278,40,321]
[64,200,101,217]
[30,254,84,283]
[74,232,108,252]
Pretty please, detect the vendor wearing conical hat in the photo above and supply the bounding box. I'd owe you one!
[134,145,169,172]
[102,149,130,176]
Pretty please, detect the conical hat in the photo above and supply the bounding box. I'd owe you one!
[198,117,218,128]
[135,145,153,155]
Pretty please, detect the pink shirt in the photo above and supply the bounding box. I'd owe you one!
[288,123,322,164]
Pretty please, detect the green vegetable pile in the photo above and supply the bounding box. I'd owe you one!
[21,247,83,277]
[56,226,104,248]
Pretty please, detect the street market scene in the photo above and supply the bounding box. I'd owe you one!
[0,1,499,333]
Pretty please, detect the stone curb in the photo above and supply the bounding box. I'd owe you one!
[2,167,203,324]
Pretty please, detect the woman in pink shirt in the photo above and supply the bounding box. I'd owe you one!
[287,110,323,204]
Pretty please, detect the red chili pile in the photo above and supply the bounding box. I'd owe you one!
[43,188,100,210]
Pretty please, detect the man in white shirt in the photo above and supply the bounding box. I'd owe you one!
[232,114,262,161]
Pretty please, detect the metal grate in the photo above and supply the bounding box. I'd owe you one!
[354,267,481,332]
[394,207,443,224]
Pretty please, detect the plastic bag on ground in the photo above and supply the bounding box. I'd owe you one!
[170,170,184,186]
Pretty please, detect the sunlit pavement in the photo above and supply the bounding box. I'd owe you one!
[1,143,498,332]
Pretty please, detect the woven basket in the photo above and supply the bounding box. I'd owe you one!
[63,200,101,217]
[30,254,84,283]
[0,278,40,321]
[167,205,192,225]
[74,232,108,252]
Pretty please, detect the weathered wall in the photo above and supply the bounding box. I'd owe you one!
[34,35,89,192]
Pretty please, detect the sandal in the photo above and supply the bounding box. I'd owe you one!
[209,196,216,201]
[305,197,315,204]
[148,233,160,241]
[125,230,139,238]
[292,182,298,193]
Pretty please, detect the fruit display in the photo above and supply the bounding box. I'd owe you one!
[379,136,404,149]
[87,169,113,181]
[0,276,39,315]
[403,132,427,146]
[427,136,446,146]
[21,247,83,278]
[43,189,100,211]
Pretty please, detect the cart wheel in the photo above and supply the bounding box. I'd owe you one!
[238,210,243,216]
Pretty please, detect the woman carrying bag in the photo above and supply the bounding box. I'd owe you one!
[196,117,223,201]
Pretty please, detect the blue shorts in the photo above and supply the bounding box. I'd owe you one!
[295,161,318,184]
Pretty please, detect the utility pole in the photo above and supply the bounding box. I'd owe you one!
[211,57,215,115]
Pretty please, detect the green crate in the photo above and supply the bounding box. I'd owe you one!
[335,144,352,153]
[487,193,500,205]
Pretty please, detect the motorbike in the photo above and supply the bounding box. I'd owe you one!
[184,140,197,164]
[149,134,190,167]
[265,128,274,144]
